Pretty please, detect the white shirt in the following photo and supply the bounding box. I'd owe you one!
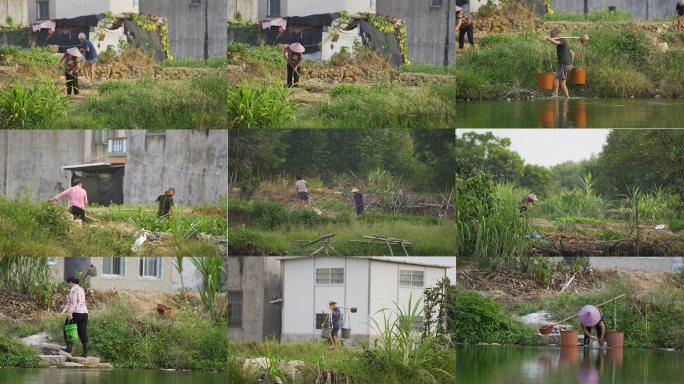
[296,180,307,192]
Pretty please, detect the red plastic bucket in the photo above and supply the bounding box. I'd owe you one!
[538,71,554,89]
[560,329,578,347]
[570,67,586,85]
[606,332,624,348]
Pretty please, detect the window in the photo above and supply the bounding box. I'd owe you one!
[102,257,125,276]
[37,2,49,20]
[315,313,326,329]
[139,257,161,278]
[46,257,57,265]
[371,0,376,8]
[228,291,243,327]
[316,268,344,285]
[400,270,425,288]
[146,129,166,135]
[410,316,424,332]
[315,312,344,329]
[92,130,117,144]
[431,0,443,6]
[268,0,280,16]
[134,0,139,7]
[608,6,616,12]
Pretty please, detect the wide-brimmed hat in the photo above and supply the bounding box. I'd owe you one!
[289,43,305,53]
[351,188,359,193]
[329,299,337,304]
[579,305,601,326]
[66,47,82,57]
[455,6,462,12]
[527,193,538,201]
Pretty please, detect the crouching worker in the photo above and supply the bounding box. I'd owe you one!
[579,305,606,346]
[518,193,540,217]
[61,276,90,357]
[47,179,88,226]
[283,43,305,88]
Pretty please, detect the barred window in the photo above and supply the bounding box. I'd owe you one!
[316,268,344,285]
[102,257,124,276]
[400,270,424,288]
[139,257,161,278]
[228,291,243,327]
[431,0,443,6]
[400,316,424,332]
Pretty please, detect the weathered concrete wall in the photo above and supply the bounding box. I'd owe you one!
[377,0,456,67]
[588,257,675,271]
[140,0,227,59]
[90,257,176,292]
[0,130,91,202]
[550,0,675,21]
[170,258,204,293]
[123,130,227,206]
[227,256,283,342]
[0,0,28,26]
[48,258,65,283]
[228,0,259,21]
[260,0,374,20]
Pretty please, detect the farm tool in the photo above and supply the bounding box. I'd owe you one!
[60,66,92,87]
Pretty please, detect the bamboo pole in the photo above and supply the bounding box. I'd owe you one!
[541,294,626,331]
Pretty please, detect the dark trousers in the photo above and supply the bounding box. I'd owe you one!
[65,72,79,95]
[63,313,89,345]
[584,318,605,345]
[70,205,85,226]
[459,24,474,49]
[287,63,300,88]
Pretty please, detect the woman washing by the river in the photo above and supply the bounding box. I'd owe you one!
[61,276,90,357]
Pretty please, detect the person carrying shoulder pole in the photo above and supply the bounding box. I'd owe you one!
[542,29,574,98]
[46,179,88,226]
[327,299,340,349]
[156,188,175,219]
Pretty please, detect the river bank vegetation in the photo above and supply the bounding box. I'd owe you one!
[457,130,684,256]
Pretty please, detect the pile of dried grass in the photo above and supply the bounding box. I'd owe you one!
[533,238,678,256]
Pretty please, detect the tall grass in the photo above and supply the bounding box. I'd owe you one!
[0,78,70,128]
[0,257,57,306]
[542,7,641,22]
[227,77,302,128]
[190,257,228,324]
[160,55,227,68]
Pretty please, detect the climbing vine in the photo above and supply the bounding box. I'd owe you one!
[124,12,173,60]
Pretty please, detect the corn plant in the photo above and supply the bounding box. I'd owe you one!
[0,257,57,307]
[257,335,287,384]
[0,78,70,128]
[171,257,190,311]
[190,257,227,324]
[228,77,302,128]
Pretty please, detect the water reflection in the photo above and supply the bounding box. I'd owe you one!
[455,344,680,384]
[537,99,587,128]
[0,368,227,384]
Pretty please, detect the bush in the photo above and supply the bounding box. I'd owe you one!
[227,78,302,128]
[0,327,40,367]
[670,219,684,231]
[251,201,291,230]
[448,290,540,345]
[0,79,70,128]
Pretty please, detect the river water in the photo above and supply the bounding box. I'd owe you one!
[453,98,684,128]
[456,345,684,384]
[0,368,228,384]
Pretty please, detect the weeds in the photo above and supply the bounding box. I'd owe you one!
[0,257,57,307]
[190,257,228,324]
[0,326,41,367]
[228,77,302,128]
[0,78,70,128]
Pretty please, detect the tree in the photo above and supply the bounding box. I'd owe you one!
[519,164,553,198]
[413,129,455,191]
[601,129,684,206]
[228,129,287,181]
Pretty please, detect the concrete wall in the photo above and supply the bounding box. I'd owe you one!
[140,0,227,59]
[47,257,65,283]
[123,130,227,206]
[588,257,683,271]
[0,130,91,202]
[227,256,283,342]
[170,257,204,293]
[28,0,53,24]
[228,0,259,21]
[550,0,675,21]
[89,257,176,291]
[0,0,28,25]
[377,0,456,67]
[259,0,374,20]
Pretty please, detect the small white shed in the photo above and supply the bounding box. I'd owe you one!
[279,256,451,345]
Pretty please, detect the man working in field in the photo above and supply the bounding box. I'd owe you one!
[542,29,574,98]
[674,0,684,32]
[295,175,311,210]
[155,188,175,219]
[46,179,88,226]
[351,188,365,215]
[327,299,341,349]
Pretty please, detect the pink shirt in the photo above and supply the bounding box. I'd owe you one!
[53,186,88,210]
[67,285,88,314]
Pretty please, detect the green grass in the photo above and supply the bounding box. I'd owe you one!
[43,298,228,370]
[541,7,642,22]
[33,72,227,129]
[160,55,228,68]
[555,216,607,225]
[396,61,458,75]
[280,81,457,128]
[0,325,41,368]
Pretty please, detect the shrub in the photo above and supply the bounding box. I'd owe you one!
[0,327,40,367]
[670,219,684,231]
[0,79,70,128]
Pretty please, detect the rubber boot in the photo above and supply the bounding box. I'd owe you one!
[61,342,73,353]
[80,343,88,358]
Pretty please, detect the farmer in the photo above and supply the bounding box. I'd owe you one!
[283,43,304,88]
[674,0,684,32]
[352,188,365,215]
[155,188,175,218]
[47,179,88,226]
[518,193,540,217]
[58,47,82,95]
[455,7,474,50]
[579,305,606,346]
[327,299,341,348]
[61,277,90,357]
[78,32,98,82]
[295,175,311,210]
[542,29,574,98]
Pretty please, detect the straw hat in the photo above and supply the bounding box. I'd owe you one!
[351,188,359,193]
[289,43,305,53]
[527,193,538,201]
[66,47,82,57]
[329,299,337,304]
[579,305,601,326]
[455,6,462,12]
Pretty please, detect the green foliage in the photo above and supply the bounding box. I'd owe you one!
[97,80,132,94]
[190,257,228,324]
[227,77,302,128]
[555,216,607,225]
[0,257,58,307]
[596,229,622,240]
[542,7,641,22]
[160,55,227,68]
[16,46,61,67]
[133,214,226,237]
[357,213,439,226]
[250,201,332,231]
[670,219,684,231]
[448,290,540,345]
[0,327,40,367]
[238,177,261,201]
[608,30,652,63]
[0,79,70,128]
